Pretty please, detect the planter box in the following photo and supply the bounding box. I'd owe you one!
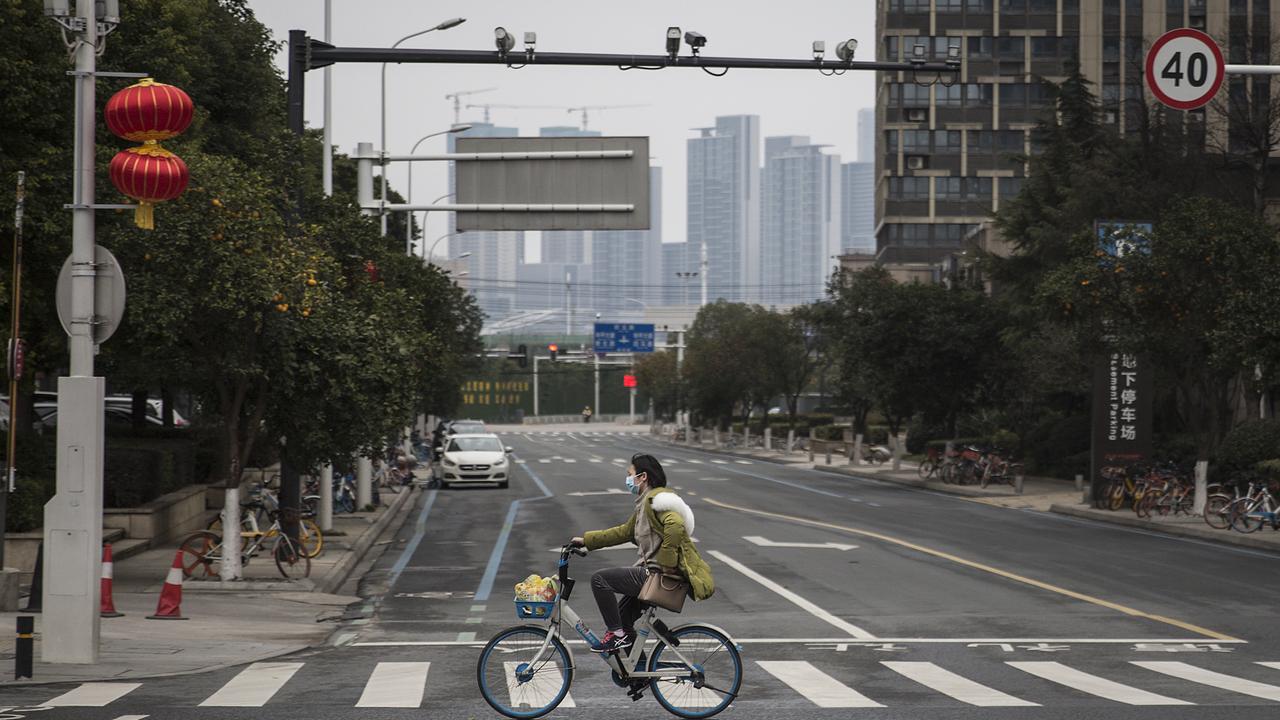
[103,484,208,544]
[2,531,44,577]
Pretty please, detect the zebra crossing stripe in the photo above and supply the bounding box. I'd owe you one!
[44,683,141,707]
[757,660,883,707]
[1133,661,1280,702]
[1259,661,1280,671]
[1008,662,1191,705]
[589,458,602,463]
[199,662,304,707]
[564,458,577,463]
[660,459,679,464]
[711,460,728,464]
[735,460,753,464]
[882,661,1037,707]
[355,662,431,707]
[504,661,576,708]
[538,459,551,463]
[111,716,149,720]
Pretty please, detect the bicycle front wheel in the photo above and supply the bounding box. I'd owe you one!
[299,519,324,558]
[1230,499,1265,533]
[918,459,936,480]
[648,624,742,719]
[177,530,222,579]
[273,535,312,578]
[477,625,573,719]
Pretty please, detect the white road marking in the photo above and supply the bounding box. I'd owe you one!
[514,459,527,464]
[355,637,1247,647]
[708,551,874,639]
[538,459,551,463]
[566,489,629,497]
[735,460,753,464]
[613,458,627,464]
[883,661,1037,707]
[457,632,477,642]
[44,683,141,706]
[660,458,679,464]
[1260,661,1280,670]
[504,661,575,708]
[1133,661,1280,701]
[757,660,883,707]
[589,458,602,463]
[199,662,304,707]
[686,459,704,464]
[743,535,857,551]
[1008,662,1191,705]
[711,460,728,464]
[563,458,577,463]
[111,716,149,720]
[356,662,431,707]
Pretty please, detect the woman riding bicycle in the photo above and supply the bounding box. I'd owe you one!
[570,453,714,654]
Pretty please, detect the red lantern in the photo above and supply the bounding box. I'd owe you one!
[108,145,190,230]
[104,78,194,143]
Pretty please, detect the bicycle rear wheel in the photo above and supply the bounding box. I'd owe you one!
[477,625,573,719]
[1230,499,1265,533]
[298,519,324,558]
[177,530,222,579]
[918,458,936,480]
[273,535,312,578]
[648,624,742,719]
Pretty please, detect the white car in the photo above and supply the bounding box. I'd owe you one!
[435,433,513,489]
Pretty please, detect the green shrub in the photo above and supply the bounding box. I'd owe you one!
[1215,420,1280,480]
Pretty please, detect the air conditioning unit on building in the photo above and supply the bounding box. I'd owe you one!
[1103,110,1118,124]
[906,108,927,122]
[906,155,927,170]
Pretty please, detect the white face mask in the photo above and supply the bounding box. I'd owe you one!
[625,473,643,494]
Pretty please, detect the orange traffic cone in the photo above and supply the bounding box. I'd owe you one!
[146,550,188,620]
[100,543,124,618]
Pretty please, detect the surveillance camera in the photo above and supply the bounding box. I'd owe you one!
[910,43,927,64]
[836,39,858,63]
[494,27,515,55]
[946,44,961,66]
[812,40,825,61]
[684,30,706,53]
[666,26,682,57]
[524,31,537,47]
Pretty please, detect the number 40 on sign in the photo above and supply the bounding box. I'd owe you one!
[1145,28,1225,110]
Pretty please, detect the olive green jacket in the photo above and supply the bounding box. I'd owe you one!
[583,487,715,601]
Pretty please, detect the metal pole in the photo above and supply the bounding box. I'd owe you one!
[533,355,540,416]
[2,171,25,570]
[565,272,572,336]
[357,456,372,509]
[322,0,332,197]
[44,0,103,663]
[319,463,333,532]
[593,352,600,420]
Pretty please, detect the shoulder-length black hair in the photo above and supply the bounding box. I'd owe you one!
[630,453,667,488]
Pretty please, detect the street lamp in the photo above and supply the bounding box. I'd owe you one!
[406,128,471,254]
[380,17,467,236]
[427,232,464,264]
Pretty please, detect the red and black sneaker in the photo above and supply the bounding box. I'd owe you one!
[591,629,635,654]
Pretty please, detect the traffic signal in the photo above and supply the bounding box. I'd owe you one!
[548,343,558,361]
[517,344,528,368]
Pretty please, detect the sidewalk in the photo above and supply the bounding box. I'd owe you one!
[0,483,416,685]
[1048,501,1280,552]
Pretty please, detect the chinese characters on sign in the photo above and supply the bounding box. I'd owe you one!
[593,323,656,353]
[1091,352,1154,491]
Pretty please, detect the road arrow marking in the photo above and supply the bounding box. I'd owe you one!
[566,488,629,497]
[743,535,858,551]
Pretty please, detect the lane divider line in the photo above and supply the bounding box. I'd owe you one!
[707,550,875,639]
[474,455,553,602]
[351,636,1246,647]
[387,489,439,587]
[702,497,1241,643]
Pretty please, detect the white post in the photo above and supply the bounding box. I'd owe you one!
[713,428,720,448]
[853,433,864,467]
[1076,474,1087,504]
[357,456,373,510]
[533,355,540,416]
[593,351,600,421]
[402,426,412,457]
[219,486,242,581]
[355,142,375,216]
[319,464,334,532]
[322,0,333,197]
[43,0,103,663]
[629,387,636,424]
[764,427,772,451]
[1193,460,1208,515]
[807,430,815,462]
[786,429,795,454]
[744,424,751,448]
[890,433,904,471]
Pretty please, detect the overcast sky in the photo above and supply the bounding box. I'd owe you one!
[249,0,876,260]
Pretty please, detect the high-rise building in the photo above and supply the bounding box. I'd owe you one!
[448,122,525,320]
[537,126,601,267]
[841,162,876,254]
[661,241,699,306]
[875,1,1261,266]
[760,136,842,306]
[857,107,876,162]
[591,167,663,316]
[687,115,761,303]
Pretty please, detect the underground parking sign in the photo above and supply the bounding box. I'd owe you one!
[1146,28,1224,110]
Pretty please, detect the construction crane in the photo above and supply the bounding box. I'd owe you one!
[566,104,649,131]
[444,88,496,124]
[465,102,567,124]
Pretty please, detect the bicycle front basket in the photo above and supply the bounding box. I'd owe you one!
[514,598,557,620]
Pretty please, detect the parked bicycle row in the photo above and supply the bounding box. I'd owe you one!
[917,444,1022,488]
[1090,459,1280,533]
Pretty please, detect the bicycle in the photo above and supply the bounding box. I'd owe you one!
[178,508,311,580]
[208,484,324,559]
[477,545,743,719]
[979,447,1020,489]
[1230,482,1280,533]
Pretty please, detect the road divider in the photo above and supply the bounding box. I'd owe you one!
[702,497,1241,643]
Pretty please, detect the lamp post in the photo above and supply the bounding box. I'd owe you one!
[427,232,464,264]
[405,127,470,254]
[379,17,466,236]
[415,193,456,258]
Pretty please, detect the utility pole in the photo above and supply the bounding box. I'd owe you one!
[2,171,25,571]
[533,354,540,416]
[594,351,600,420]
[564,271,572,336]
[44,0,106,663]
[322,0,333,197]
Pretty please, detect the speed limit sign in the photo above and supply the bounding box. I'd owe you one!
[1145,28,1224,110]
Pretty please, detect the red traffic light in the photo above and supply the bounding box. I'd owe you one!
[623,374,637,388]
[548,344,558,353]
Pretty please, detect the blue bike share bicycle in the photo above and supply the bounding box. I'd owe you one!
[476,545,743,719]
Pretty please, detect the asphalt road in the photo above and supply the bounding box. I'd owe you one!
[6,427,1280,719]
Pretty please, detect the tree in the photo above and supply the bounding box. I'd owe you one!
[634,351,679,420]
[683,301,762,428]
[767,305,827,426]
[1039,197,1280,458]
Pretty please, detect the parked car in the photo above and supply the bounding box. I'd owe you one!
[434,433,512,489]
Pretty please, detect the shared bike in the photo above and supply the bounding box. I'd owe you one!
[477,545,743,719]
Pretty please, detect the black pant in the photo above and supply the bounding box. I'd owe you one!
[590,566,648,633]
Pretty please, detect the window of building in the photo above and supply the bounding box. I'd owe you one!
[933,36,962,59]
[1063,0,1080,13]
[936,177,963,201]
[1030,37,1057,59]
[885,130,899,152]
[937,83,964,107]
[1028,83,1053,106]
[966,83,994,106]
[1000,0,1027,11]
[885,36,900,62]
[937,130,962,152]
[998,177,1025,198]
[1103,38,1120,62]
[968,36,993,60]
[999,84,1027,106]
[902,130,931,152]
[937,0,965,12]
[997,36,1025,61]
[1029,0,1055,13]
[967,0,994,11]
[965,177,993,200]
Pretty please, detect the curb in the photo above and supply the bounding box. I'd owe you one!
[0,643,313,688]
[1048,503,1280,553]
[651,437,810,467]
[319,485,417,595]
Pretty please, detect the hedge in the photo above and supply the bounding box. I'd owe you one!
[1214,420,1280,481]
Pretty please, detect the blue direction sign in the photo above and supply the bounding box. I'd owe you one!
[593,323,655,353]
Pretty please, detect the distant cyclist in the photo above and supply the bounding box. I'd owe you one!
[570,453,714,653]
